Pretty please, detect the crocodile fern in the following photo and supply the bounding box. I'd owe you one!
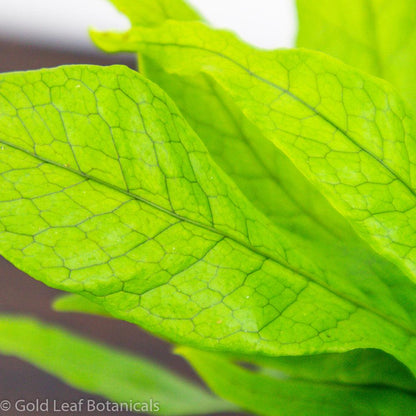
[1,1,416,415]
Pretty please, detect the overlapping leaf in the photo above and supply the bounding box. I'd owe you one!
[1,65,416,374]
[93,5,416,371]
[2,2,416,415]
[94,2,416,342]
[91,20,416,287]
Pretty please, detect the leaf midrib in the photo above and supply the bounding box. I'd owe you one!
[1,133,416,339]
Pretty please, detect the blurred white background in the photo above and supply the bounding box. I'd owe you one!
[0,0,297,50]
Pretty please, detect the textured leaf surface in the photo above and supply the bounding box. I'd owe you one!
[106,0,353,245]
[180,347,416,416]
[297,0,416,110]
[53,294,416,393]
[2,65,416,373]
[0,315,233,415]
[91,21,416,284]
[93,2,416,386]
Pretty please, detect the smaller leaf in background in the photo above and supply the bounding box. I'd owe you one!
[90,4,416,382]
[108,0,201,27]
[297,0,416,111]
[179,347,416,416]
[105,0,354,244]
[248,349,416,394]
[53,294,112,317]
[0,315,236,415]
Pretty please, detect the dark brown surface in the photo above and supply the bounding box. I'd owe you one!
[0,38,137,72]
[0,38,243,416]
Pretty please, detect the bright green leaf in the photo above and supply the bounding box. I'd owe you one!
[104,0,354,243]
[142,61,353,241]
[91,21,416,285]
[2,65,416,375]
[0,315,234,415]
[95,5,416,359]
[92,3,416,388]
[297,0,416,110]
[179,347,416,416]
[92,4,416,386]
